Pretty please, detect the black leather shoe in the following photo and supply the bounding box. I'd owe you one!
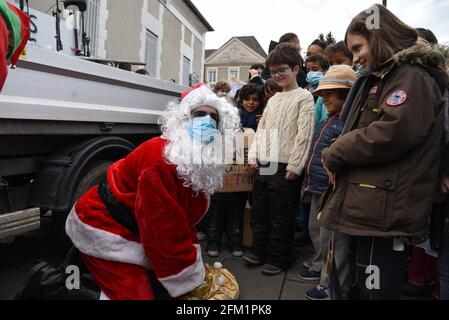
[261,264,284,275]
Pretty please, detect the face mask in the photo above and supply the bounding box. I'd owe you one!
[306,71,324,86]
[187,115,218,144]
[354,64,371,78]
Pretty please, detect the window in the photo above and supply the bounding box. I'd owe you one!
[207,69,217,83]
[229,67,239,80]
[85,0,100,57]
[182,56,191,86]
[145,30,158,77]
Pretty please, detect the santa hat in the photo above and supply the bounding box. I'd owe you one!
[6,2,30,67]
[0,2,30,91]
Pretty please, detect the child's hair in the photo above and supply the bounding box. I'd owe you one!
[279,33,299,44]
[213,81,231,94]
[333,88,351,101]
[263,78,282,94]
[265,43,301,69]
[238,84,265,109]
[309,39,328,52]
[416,28,439,45]
[324,41,353,62]
[345,4,417,69]
[250,63,265,70]
[306,54,330,72]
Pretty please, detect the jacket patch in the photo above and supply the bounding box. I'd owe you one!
[368,86,378,96]
[386,90,408,106]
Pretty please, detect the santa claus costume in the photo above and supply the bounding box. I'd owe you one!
[66,85,240,300]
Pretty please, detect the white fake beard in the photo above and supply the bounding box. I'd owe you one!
[164,126,229,196]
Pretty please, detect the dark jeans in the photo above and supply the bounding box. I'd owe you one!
[250,163,302,269]
[439,232,449,300]
[354,236,408,300]
[206,193,248,251]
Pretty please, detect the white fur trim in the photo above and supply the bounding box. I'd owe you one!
[158,244,205,297]
[99,291,110,300]
[65,206,151,269]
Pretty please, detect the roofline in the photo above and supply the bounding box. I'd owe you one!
[183,0,214,32]
[205,37,267,63]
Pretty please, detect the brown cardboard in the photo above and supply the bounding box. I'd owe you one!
[216,129,255,193]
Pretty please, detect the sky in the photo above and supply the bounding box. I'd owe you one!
[191,0,449,56]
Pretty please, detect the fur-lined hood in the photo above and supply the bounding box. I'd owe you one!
[394,42,449,92]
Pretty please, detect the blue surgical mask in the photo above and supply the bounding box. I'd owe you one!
[354,64,364,78]
[354,64,372,78]
[187,115,218,144]
[306,71,324,86]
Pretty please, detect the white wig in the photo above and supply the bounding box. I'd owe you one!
[159,85,241,195]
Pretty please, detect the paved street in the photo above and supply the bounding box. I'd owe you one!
[0,229,432,300]
[0,229,316,300]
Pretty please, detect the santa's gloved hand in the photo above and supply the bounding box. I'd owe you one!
[179,262,239,300]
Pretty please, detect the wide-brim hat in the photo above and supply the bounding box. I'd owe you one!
[313,65,356,96]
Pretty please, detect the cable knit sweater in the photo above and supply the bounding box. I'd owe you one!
[248,88,315,175]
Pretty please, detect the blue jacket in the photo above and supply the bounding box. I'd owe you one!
[304,113,343,195]
[239,107,264,132]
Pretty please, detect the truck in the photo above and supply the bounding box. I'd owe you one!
[0,42,187,243]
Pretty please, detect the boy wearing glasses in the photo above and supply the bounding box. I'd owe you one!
[245,43,315,275]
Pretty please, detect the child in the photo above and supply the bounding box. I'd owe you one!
[206,85,264,258]
[248,63,266,87]
[324,41,354,67]
[306,39,328,58]
[300,65,356,300]
[238,84,265,132]
[262,78,282,103]
[244,43,315,275]
[306,54,330,131]
[213,81,232,97]
[306,54,330,94]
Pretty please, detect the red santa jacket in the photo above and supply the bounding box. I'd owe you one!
[66,137,209,298]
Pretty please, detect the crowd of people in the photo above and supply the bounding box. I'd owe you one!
[197,4,449,301]
[11,4,447,301]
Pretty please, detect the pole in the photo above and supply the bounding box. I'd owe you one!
[383,0,387,7]
[53,0,63,52]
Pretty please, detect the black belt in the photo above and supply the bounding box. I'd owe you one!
[97,179,139,234]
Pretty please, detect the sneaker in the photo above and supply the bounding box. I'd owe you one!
[197,232,207,241]
[299,269,321,281]
[242,252,262,265]
[206,249,220,257]
[260,264,284,276]
[306,285,330,300]
[302,259,312,269]
[231,250,243,257]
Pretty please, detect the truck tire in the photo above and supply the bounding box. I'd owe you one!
[71,161,113,203]
[53,161,113,251]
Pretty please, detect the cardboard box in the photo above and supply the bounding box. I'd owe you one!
[242,201,253,248]
[216,129,255,193]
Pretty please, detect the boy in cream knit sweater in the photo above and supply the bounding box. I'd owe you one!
[244,44,315,275]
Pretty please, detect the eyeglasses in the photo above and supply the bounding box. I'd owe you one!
[191,110,220,125]
[270,66,291,77]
